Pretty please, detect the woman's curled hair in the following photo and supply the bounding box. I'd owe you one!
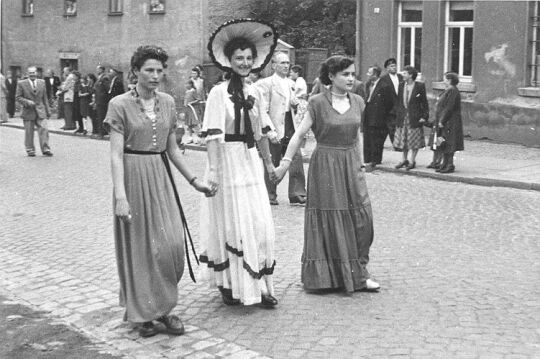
[130,45,168,71]
[445,72,459,86]
[319,55,355,85]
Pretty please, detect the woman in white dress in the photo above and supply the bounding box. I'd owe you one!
[199,19,279,307]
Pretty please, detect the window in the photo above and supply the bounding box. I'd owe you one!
[149,0,165,14]
[397,1,423,72]
[64,0,77,16]
[109,0,123,15]
[22,0,34,16]
[444,1,474,80]
[529,1,540,87]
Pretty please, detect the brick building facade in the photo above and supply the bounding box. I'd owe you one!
[358,0,540,146]
[0,0,251,105]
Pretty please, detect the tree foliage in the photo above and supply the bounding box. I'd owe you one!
[249,0,356,55]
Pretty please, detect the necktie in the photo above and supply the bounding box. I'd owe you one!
[404,85,408,109]
[31,80,36,90]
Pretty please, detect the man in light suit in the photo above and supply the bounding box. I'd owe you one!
[257,52,306,205]
[16,66,53,157]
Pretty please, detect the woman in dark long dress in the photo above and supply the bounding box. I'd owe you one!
[105,45,214,338]
[274,55,380,293]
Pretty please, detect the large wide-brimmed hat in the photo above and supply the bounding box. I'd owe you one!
[208,18,278,73]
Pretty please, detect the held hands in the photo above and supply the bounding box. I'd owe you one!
[272,162,289,184]
[115,198,132,223]
[192,178,216,197]
[201,169,219,197]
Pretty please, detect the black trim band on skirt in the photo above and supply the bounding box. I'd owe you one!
[199,243,276,280]
[123,148,199,283]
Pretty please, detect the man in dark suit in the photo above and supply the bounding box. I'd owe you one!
[16,66,53,157]
[379,58,403,147]
[5,70,17,118]
[92,65,110,139]
[363,65,394,170]
[44,69,61,104]
[108,68,125,100]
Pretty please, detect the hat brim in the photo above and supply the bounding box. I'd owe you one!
[208,18,278,73]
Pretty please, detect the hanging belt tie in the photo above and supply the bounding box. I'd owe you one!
[124,148,199,283]
[228,73,255,148]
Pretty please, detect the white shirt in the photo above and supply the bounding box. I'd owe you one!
[294,77,308,98]
[389,73,399,95]
[367,79,380,103]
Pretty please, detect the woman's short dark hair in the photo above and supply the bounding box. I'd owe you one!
[445,72,459,86]
[186,79,194,87]
[191,67,201,76]
[403,65,418,80]
[86,73,97,83]
[130,45,168,71]
[319,55,355,85]
[224,37,257,61]
[291,65,303,77]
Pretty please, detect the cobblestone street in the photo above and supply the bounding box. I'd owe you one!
[1,127,540,359]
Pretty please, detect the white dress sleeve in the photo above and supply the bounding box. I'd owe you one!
[201,83,226,143]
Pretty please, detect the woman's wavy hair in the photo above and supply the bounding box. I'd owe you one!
[445,71,459,86]
[130,45,168,71]
[319,55,354,85]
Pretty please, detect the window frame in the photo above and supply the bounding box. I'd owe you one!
[529,1,540,87]
[21,0,34,16]
[397,1,423,73]
[63,0,77,17]
[444,1,474,82]
[148,0,166,14]
[108,0,124,15]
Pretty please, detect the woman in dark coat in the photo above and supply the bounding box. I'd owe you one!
[393,66,429,170]
[430,72,464,173]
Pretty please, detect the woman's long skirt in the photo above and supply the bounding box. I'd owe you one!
[199,142,275,305]
[302,144,374,292]
[114,153,185,323]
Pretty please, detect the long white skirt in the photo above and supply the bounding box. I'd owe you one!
[199,142,275,305]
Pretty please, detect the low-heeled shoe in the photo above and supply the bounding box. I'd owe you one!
[289,196,306,205]
[395,160,409,169]
[157,315,185,335]
[139,321,159,338]
[405,162,416,171]
[261,294,278,307]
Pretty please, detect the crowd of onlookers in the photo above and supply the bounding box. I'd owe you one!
[2,54,463,173]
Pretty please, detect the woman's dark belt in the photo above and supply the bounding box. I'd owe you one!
[224,134,247,142]
[124,148,199,283]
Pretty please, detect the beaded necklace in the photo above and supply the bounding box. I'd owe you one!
[131,87,161,148]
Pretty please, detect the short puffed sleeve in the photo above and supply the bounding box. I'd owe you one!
[103,97,125,135]
[163,95,178,135]
[201,83,226,143]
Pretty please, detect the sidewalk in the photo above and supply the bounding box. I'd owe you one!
[2,117,540,191]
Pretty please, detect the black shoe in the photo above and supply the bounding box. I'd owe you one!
[405,161,416,171]
[27,152,36,157]
[219,287,241,305]
[289,196,306,205]
[156,315,185,335]
[43,151,53,157]
[269,199,279,206]
[395,160,409,169]
[261,294,278,307]
[82,130,88,135]
[138,322,158,338]
[439,165,455,174]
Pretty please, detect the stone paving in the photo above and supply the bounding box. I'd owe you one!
[1,126,540,358]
